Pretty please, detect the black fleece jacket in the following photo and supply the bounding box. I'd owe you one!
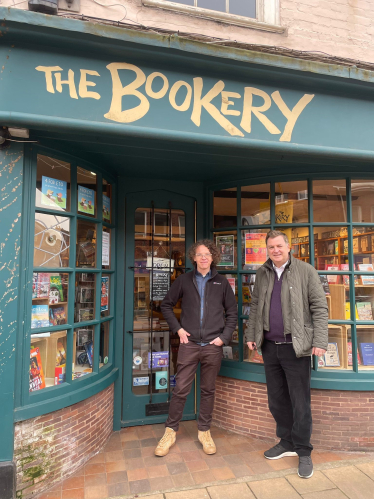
[160,267,237,345]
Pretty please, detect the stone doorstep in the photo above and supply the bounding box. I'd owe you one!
[106,455,374,499]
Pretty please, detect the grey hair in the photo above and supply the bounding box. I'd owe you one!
[265,230,289,245]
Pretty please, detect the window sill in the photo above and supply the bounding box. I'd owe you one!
[142,0,287,34]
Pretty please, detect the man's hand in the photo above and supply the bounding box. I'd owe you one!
[312,347,326,357]
[177,328,190,344]
[210,337,224,346]
[247,342,257,351]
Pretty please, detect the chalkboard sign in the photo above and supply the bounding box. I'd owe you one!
[151,272,170,301]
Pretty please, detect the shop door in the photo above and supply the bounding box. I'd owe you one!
[122,190,196,425]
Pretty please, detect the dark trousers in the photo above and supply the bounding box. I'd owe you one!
[166,342,223,432]
[261,340,313,457]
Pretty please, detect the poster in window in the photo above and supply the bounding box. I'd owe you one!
[103,194,111,222]
[78,185,95,215]
[151,271,169,301]
[245,233,267,265]
[101,276,109,312]
[102,231,110,266]
[216,235,234,267]
[41,176,67,210]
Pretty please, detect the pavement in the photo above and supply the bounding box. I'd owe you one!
[37,421,374,499]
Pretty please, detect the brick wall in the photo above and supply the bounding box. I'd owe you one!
[213,376,374,452]
[14,384,114,499]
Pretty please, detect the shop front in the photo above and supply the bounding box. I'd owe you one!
[2,7,374,498]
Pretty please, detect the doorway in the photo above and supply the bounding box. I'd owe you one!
[122,190,196,425]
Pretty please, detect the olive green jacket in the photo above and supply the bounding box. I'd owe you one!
[244,255,328,357]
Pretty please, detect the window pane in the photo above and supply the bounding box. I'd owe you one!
[222,275,239,361]
[355,276,374,321]
[30,330,68,391]
[198,0,226,12]
[75,273,96,323]
[101,274,110,318]
[77,167,97,218]
[352,226,374,270]
[73,326,94,379]
[34,214,70,268]
[100,321,110,368]
[351,180,374,223]
[230,0,256,17]
[313,226,347,270]
[317,325,351,371]
[242,274,255,317]
[290,227,310,263]
[213,188,237,228]
[241,184,270,225]
[241,229,268,270]
[36,155,71,212]
[32,272,68,328]
[102,179,112,224]
[313,179,347,222]
[213,231,237,269]
[356,326,374,370]
[76,220,97,268]
[319,275,349,320]
[275,181,308,224]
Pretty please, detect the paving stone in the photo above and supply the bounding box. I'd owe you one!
[248,477,301,499]
[208,482,256,499]
[165,489,210,499]
[356,461,374,479]
[286,471,336,494]
[300,489,349,499]
[323,466,374,499]
[129,478,151,494]
[107,481,130,497]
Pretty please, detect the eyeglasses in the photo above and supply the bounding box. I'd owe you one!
[195,253,212,258]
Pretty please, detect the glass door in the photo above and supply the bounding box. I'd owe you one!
[122,190,196,425]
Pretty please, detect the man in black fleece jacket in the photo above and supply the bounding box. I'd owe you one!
[154,239,237,457]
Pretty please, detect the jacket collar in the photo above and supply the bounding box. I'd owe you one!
[264,253,293,272]
[193,266,218,279]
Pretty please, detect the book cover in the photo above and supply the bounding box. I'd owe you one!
[324,342,340,367]
[78,308,94,322]
[100,276,109,312]
[326,265,339,283]
[37,273,50,298]
[49,275,64,303]
[49,306,66,326]
[360,343,374,366]
[77,329,93,347]
[347,342,361,366]
[32,272,38,298]
[242,285,251,303]
[356,302,373,321]
[78,185,95,215]
[353,237,359,253]
[84,340,94,367]
[249,350,264,364]
[345,303,359,320]
[340,264,350,286]
[54,366,66,385]
[80,286,95,303]
[41,176,67,210]
[29,347,46,391]
[358,264,374,285]
[103,194,111,222]
[56,340,66,367]
[343,239,348,254]
[31,305,49,329]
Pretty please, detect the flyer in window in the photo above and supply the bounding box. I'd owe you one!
[216,235,235,267]
[103,194,111,222]
[41,176,67,210]
[245,233,267,265]
[324,342,340,367]
[78,185,95,215]
[148,351,169,368]
[101,276,109,312]
[102,231,110,266]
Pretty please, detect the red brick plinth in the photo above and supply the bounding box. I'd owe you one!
[212,376,374,452]
[14,384,114,499]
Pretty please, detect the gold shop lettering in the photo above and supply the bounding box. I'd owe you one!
[36,63,314,142]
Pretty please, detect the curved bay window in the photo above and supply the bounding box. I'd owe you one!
[24,151,115,411]
[212,177,374,388]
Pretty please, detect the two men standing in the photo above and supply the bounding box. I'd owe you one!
[246,230,328,478]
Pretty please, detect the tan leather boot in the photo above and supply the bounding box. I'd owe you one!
[198,429,216,455]
[154,427,176,457]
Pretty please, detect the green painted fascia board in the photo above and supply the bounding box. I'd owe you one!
[2,7,374,85]
[14,367,118,422]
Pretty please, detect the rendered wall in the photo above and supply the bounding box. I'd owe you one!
[213,376,374,452]
[4,0,374,63]
[14,384,114,499]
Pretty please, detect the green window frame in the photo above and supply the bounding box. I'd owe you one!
[209,175,374,391]
[14,146,118,422]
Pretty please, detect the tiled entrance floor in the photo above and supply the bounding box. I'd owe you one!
[37,421,365,499]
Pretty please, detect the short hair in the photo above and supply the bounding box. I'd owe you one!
[265,230,289,245]
[188,239,221,266]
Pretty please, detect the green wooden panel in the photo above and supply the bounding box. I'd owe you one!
[0,143,24,461]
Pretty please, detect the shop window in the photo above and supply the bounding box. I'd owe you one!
[317,324,352,371]
[241,184,270,225]
[313,226,348,271]
[27,153,115,401]
[356,326,374,370]
[275,181,308,224]
[313,179,347,223]
[214,231,237,269]
[213,188,237,228]
[290,227,310,263]
[351,180,374,223]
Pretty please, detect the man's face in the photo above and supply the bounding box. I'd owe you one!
[193,245,213,274]
[267,236,290,267]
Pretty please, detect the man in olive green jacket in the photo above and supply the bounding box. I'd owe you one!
[245,230,328,479]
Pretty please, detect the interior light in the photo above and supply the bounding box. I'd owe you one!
[90,172,96,176]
